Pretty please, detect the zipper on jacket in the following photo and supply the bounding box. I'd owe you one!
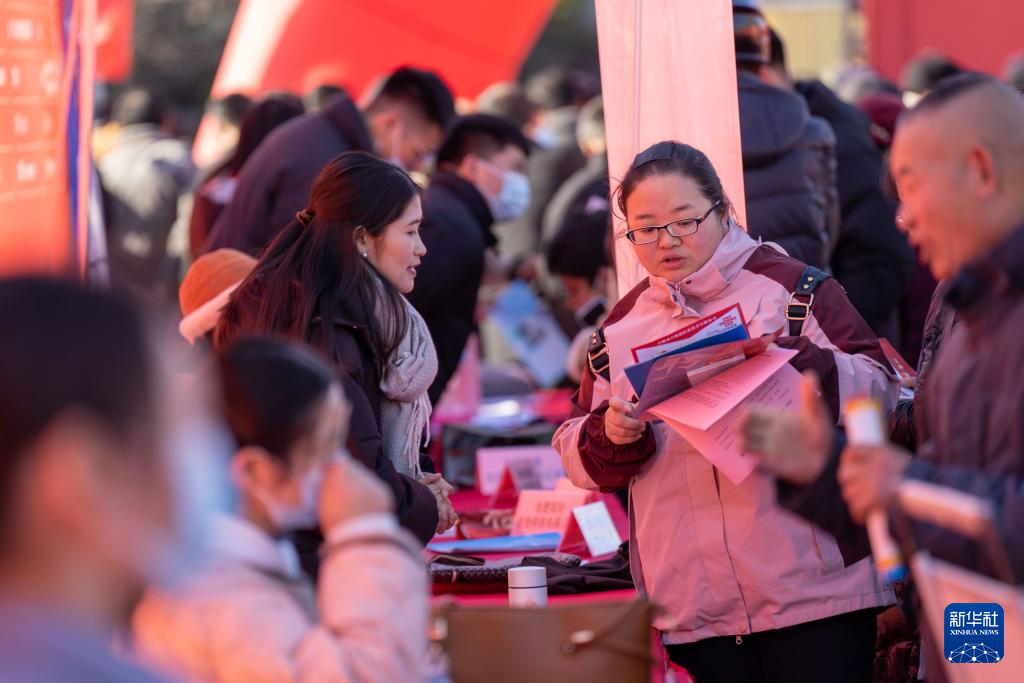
[735,635,743,645]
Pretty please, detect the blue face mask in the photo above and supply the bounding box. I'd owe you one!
[480,159,531,222]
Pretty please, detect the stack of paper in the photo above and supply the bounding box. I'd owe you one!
[624,305,801,484]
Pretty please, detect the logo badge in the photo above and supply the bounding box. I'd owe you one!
[945,603,1004,663]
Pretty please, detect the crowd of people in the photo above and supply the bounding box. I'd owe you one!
[4,1,1024,681]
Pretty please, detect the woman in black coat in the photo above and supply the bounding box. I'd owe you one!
[215,151,455,575]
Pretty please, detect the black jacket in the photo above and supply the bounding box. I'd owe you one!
[216,284,439,574]
[204,94,373,255]
[407,171,494,405]
[738,71,839,268]
[797,80,915,338]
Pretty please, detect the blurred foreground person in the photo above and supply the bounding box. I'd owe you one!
[0,277,226,682]
[742,74,1024,681]
[134,337,426,683]
[216,152,454,566]
[206,67,454,255]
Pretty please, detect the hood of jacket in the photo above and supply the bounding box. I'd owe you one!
[738,70,814,168]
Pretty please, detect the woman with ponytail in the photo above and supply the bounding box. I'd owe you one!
[215,151,454,574]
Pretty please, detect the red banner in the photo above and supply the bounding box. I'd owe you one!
[0,0,95,277]
[195,0,556,166]
[95,0,132,82]
[0,0,71,275]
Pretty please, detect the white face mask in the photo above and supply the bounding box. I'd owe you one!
[254,461,325,534]
[479,159,531,222]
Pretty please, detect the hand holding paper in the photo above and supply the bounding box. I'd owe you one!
[739,371,835,486]
[605,397,645,445]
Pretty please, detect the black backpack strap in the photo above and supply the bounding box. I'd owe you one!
[786,266,831,336]
[587,326,611,381]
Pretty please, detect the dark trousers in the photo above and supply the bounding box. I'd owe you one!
[665,608,878,683]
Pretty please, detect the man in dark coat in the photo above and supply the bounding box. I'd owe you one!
[204,67,454,255]
[733,1,839,268]
[407,115,531,405]
[743,74,1024,683]
[766,29,916,340]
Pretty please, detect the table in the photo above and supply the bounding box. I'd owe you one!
[428,488,690,682]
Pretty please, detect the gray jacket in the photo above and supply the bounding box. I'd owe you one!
[738,71,839,268]
[97,124,195,304]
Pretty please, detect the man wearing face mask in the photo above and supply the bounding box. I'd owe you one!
[133,337,426,683]
[0,277,227,682]
[408,114,531,405]
[205,67,454,256]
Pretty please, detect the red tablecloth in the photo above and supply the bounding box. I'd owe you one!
[428,489,690,682]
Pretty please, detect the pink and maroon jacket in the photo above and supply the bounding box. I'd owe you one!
[553,227,898,644]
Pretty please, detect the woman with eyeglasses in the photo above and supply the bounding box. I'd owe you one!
[552,141,897,683]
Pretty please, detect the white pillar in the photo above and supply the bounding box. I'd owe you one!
[595,0,746,299]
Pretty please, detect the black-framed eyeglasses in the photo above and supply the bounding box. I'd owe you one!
[623,201,722,245]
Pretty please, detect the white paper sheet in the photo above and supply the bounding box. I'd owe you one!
[654,364,803,484]
[642,347,797,429]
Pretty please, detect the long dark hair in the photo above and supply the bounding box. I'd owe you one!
[215,151,418,379]
[217,336,335,462]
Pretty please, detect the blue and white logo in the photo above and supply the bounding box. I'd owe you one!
[944,603,1004,663]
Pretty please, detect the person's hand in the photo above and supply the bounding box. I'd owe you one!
[318,455,394,531]
[420,473,458,534]
[604,397,645,445]
[482,509,514,530]
[739,371,834,486]
[837,444,911,524]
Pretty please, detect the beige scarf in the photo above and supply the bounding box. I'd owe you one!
[376,291,438,479]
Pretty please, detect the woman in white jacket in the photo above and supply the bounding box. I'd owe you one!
[132,337,427,683]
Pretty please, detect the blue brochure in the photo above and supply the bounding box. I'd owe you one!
[624,325,749,396]
[427,532,562,555]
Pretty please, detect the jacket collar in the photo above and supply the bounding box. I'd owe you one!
[647,224,760,316]
[946,222,1024,311]
[429,169,496,247]
[322,93,374,153]
[207,514,303,581]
